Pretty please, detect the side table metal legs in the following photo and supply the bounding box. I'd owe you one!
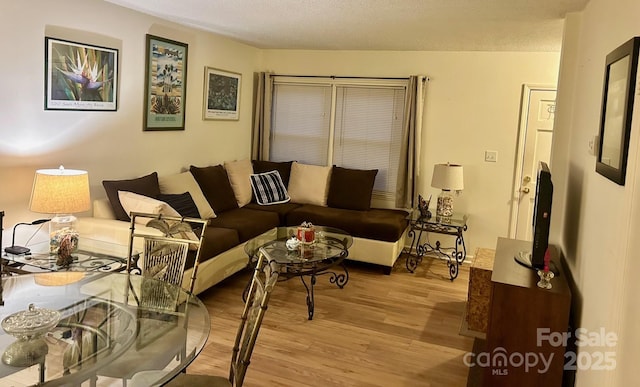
[405,224,467,281]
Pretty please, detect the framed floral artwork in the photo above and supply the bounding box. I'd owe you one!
[144,35,188,131]
[45,37,118,111]
[203,67,241,120]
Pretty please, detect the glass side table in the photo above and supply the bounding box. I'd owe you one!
[404,211,468,280]
[2,238,134,274]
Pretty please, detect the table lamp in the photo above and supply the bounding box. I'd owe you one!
[431,163,464,218]
[29,166,90,253]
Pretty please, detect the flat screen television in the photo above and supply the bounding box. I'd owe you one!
[515,161,553,271]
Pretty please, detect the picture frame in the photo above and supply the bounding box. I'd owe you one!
[144,34,188,131]
[203,67,241,120]
[45,37,118,111]
[596,36,640,185]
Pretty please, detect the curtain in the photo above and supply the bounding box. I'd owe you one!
[251,72,274,160]
[395,75,427,209]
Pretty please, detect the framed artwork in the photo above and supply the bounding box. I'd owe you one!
[203,67,241,120]
[45,37,118,111]
[144,35,188,131]
[596,36,640,185]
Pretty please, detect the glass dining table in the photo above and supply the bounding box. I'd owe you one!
[0,272,210,386]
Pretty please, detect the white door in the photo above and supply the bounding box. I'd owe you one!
[509,85,556,240]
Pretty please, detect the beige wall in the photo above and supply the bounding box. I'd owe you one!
[552,0,640,385]
[261,50,560,254]
[0,0,561,258]
[0,0,260,227]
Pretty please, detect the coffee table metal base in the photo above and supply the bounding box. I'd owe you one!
[244,226,353,320]
[244,257,349,320]
[291,259,349,320]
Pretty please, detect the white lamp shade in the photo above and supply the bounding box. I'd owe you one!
[431,163,464,191]
[29,167,90,214]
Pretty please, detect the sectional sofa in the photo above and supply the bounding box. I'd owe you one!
[77,159,409,295]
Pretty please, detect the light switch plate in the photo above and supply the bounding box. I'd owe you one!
[485,150,498,162]
[588,135,599,156]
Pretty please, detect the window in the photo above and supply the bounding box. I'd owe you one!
[270,77,408,205]
[271,83,332,165]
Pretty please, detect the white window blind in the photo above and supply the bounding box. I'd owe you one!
[270,83,331,165]
[270,77,408,205]
[333,86,405,198]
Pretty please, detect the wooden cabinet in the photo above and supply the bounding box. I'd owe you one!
[482,237,571,386]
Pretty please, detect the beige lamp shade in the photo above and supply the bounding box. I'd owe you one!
[29,166,90,214]
[431,163,464,191]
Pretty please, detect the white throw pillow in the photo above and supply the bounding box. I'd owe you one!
[118,191,182,223]
[158,172,216,218]
[224,158,254,207]
[287,162,332,206]
[118,191,198,242]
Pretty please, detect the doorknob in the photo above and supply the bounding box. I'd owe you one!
[520,187,530,194]
[523,175,531,183]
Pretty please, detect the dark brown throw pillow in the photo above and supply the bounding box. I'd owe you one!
[327,166,378,211]
[102,172,161,221]
[252,160,293,186]
[189,165,239,213]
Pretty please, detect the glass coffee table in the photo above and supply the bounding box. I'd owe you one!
[244,226,353,320]
[2,238,134,274]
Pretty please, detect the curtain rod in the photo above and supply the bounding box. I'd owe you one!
[272,74,423,81]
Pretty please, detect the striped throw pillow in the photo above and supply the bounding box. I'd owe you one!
[250,170,290,205]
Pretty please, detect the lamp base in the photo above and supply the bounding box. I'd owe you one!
[49,214,79,254]
[4,246,31,255]
[436,190,454,218]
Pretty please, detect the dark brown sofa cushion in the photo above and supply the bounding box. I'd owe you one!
[185,226,241,270]
[286,205,408,242]
[244,202,303,224]
[102,172,161,221]
[327,166,378,211]
[207,208,279,242]
[252,160,293,187]
[189,165,239,214]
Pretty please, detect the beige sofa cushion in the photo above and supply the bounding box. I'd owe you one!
[224,158,254,207]
[287,162,331,206]
[158,172,216,218]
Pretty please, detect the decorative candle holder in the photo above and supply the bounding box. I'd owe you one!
[537,270,554,289]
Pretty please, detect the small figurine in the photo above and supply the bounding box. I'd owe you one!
[418,194,432,219]
[56,234,76,268]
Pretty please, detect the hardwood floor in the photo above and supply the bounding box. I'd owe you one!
[188,254,475,386]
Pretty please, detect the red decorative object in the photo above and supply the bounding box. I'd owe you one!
[543,248,551,273]
[296,222,315,244]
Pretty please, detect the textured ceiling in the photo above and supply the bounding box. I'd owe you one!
[105,0,589,51]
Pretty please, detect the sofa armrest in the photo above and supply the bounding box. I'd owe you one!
[76,217,162,250]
